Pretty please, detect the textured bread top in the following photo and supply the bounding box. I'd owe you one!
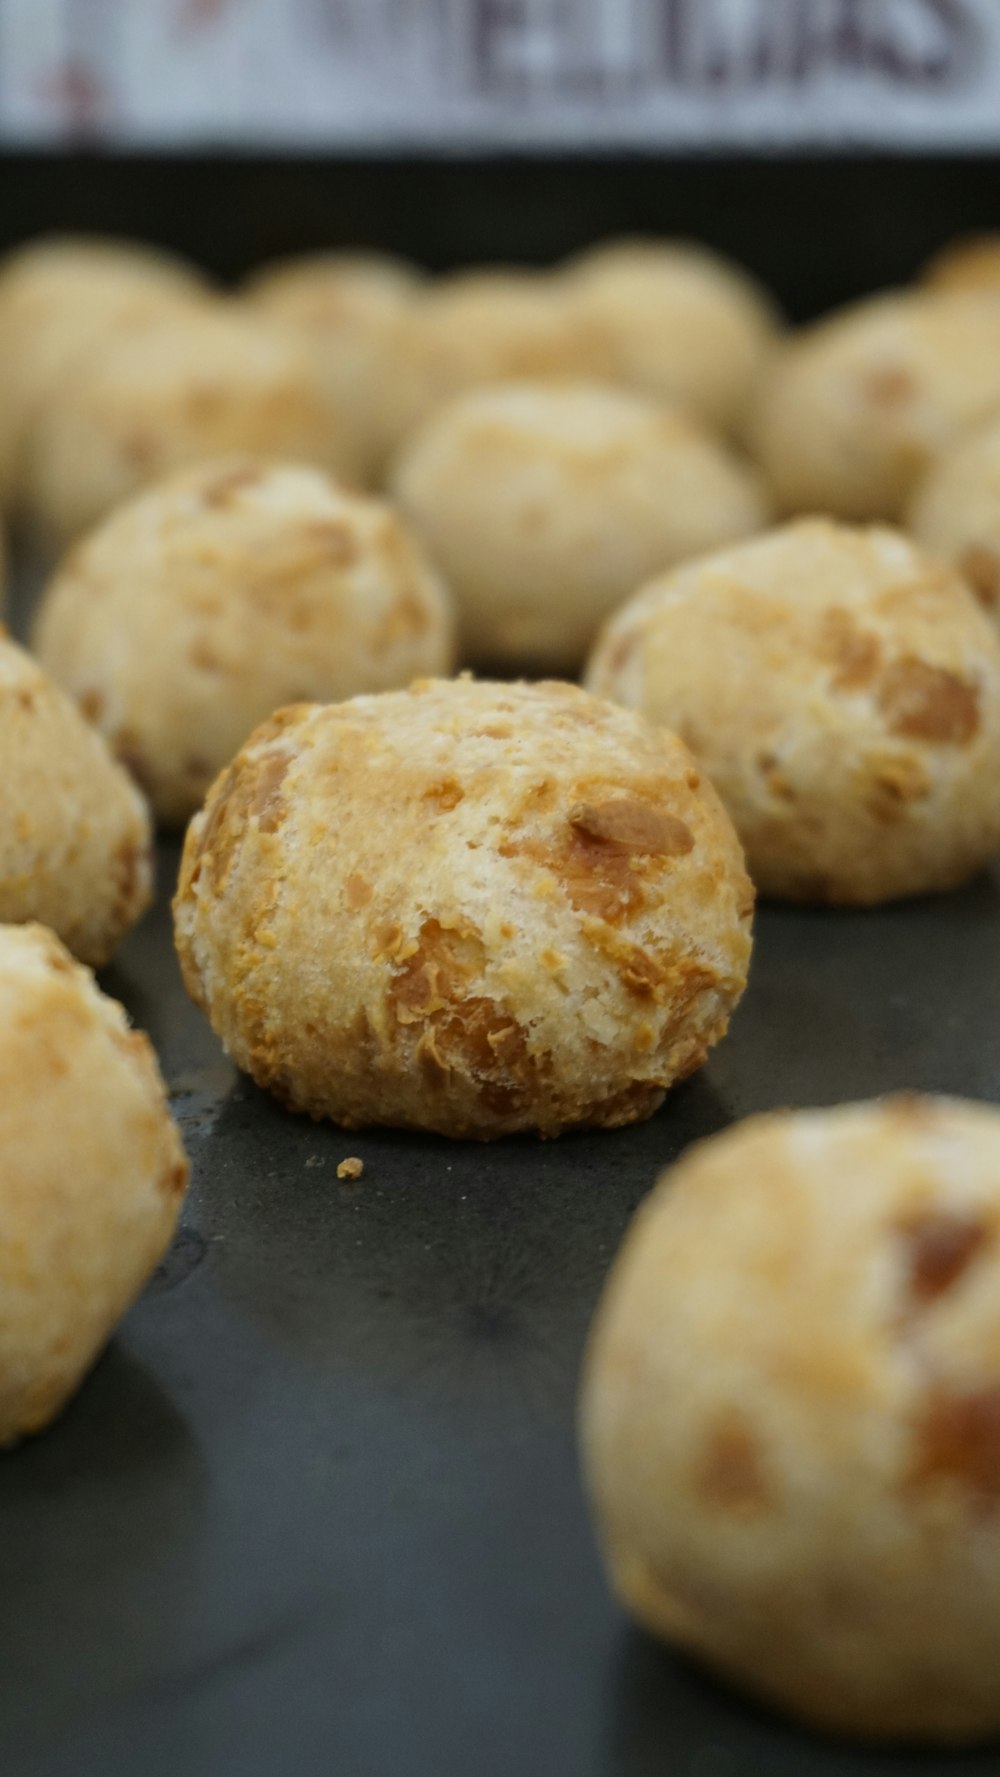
[175,677,753,1137]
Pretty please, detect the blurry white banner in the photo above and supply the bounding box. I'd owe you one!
[0,0,996,149]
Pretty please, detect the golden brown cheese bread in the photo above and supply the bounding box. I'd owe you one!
[581,1095,1000,1745]
[0,923,186,1447]
[375,267,614,466]
[922,232,1000,295]
[0,233,209,508]
[391,380,768,673]
[750,290,1000,521]
[909,415,1000,623]
[174,678,753,1139]
[587,519,1000,905]
[244,250,426,485]
[19,300,349,548]
[0,631,152,963]
[564,236,781,436]
[34,457,455,827]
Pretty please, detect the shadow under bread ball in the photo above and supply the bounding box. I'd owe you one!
[174,678,753,1140]
[34,456,455,827]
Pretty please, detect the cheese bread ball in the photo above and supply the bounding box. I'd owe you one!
[0,234,208,506]
[0,923,186,1447]
[582,1095,1000,1744]
[751,290,1000,521]
[0,632,152,964]
[174,678,753,1139]
[19,301,349,549]
[587,520,1000,905]
[564,237,780,436]
[923,233,1000,295]
[34,457,455,827]
[909,415,1000,621]
[391,381,768,673]
[244,251,425,485]
[377,267,614,465]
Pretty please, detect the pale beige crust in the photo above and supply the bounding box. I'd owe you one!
[564,237,781,436]
[922,233,1000,295]
[0,234,208,507]
[0,631,152,964]
[244,251,426,484]
[174,679,753,1139]
[0,923,187,1447]
[391,380,768,673]
[587,519,1000,906]
[376,268,615,466]
[33,457,455,827]
[19,300,349,549]
[909,416,1000,625]
[750,290,1000,521]
[581,1095,1000,1745]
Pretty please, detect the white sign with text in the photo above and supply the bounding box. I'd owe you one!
[0,0,996,148]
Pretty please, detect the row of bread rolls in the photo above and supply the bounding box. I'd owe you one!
[0,232,779,550]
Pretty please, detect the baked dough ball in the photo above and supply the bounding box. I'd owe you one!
[564,237,780,437]
[582,1094,1000,1744]
[244,251,425,485]
[34,457,455,827]
[174,678,753,1139]
[0,632,152,963]
[586,519,1000,905]
[751,291,1000,521]
[377,268,613,465]
[0,234,208,506]
[923,233,1000,295]
[909,415,1000,621]
[391,381,768,673]
[19,301,349,548]
[0,922,186,1447]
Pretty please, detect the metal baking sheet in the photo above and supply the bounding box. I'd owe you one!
[3,558,1000,1777]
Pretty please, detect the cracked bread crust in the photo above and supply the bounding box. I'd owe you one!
[174,677,753,1139]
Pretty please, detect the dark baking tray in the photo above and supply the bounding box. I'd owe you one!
[3,154,1000,1777]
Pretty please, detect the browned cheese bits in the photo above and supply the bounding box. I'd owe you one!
[0,923,187,1447]
[581,1096,1000,1745]
[19,300,350,548]
[34,457,454,827]
[174,678,753,1139]
[587,520,1000,905]
[751,290,1000,521]
[0,632,152,963]
[391,380,768,673]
